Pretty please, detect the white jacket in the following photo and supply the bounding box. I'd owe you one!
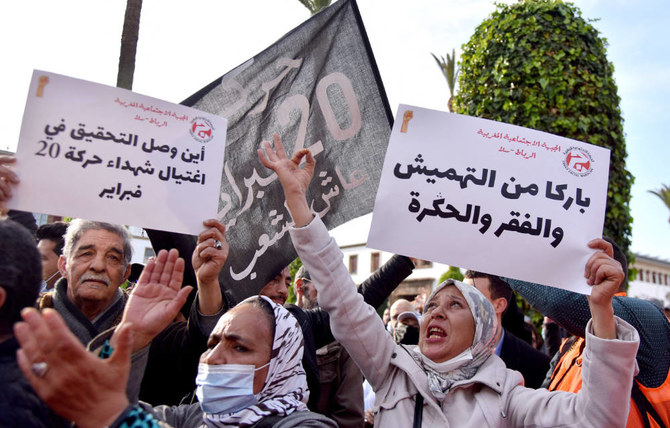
[290,216,640,427]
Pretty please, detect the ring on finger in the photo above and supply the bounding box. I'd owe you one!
[32,361,49,378]
[214,239,222,250]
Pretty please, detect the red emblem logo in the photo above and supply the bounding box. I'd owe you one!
[190,117,215,143]
[562,147,594,177]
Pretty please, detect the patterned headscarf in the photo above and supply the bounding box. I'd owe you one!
[413,279,498,401]
[203,296,309,427]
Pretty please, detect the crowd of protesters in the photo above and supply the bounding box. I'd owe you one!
[0,135,669,428]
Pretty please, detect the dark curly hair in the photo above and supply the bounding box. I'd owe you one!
[35,221,69,256]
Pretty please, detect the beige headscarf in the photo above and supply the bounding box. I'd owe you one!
[413,279,498,401]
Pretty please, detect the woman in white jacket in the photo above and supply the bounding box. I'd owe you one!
[258,135,641,427]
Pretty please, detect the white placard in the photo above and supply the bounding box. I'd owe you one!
[8,70,227,235]
[368,105,611,294]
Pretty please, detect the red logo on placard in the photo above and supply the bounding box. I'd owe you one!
[562,147,594,177]
[190,117,215,143]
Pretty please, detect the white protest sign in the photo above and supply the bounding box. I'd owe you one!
[8,70,227,235]
[368,105,611,294]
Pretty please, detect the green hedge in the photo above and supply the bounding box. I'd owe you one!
[454,0,634,265]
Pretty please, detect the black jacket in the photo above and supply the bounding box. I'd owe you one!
[499,328,551,389]
[287,254,414,410]
[0,337,69,427]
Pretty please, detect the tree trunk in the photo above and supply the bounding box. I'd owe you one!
[117,0,143,90]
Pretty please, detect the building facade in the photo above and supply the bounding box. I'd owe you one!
[332,215,670,310]
[628,254,670,308]
[331,214,451,306]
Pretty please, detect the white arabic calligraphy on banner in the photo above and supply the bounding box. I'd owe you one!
[180,0,392,302]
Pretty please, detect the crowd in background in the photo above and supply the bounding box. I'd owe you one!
[1,143,668,428]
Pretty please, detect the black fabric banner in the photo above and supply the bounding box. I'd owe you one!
[151,0,392,305]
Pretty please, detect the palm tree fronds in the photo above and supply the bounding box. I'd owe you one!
[431,49,459,94]
[297,0,332,14]
[649,184,670,206]
[649,184,670,223]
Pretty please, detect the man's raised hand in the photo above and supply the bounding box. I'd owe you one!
[119,248,192,351]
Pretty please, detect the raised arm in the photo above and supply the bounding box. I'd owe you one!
[507,239,627,338]
[259,134,398,388]
[358,254,414,309]
[304,254,415,349]
[133,224,227,406]
[192,219,228,315]
[506,279,592,337]
[504,240,639,427]
[584,238,623,339]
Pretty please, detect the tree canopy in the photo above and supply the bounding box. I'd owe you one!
[438,265,464,283]
[454,0,634,261]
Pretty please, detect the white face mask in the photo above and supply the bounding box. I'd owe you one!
[195,362,270,414]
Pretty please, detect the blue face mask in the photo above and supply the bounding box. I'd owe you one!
[195,362,270,414]
[41,271,60,291]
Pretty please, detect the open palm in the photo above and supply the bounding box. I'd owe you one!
[121,248,192,350]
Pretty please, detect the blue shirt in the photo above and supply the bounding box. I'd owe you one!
[494,328,505,357]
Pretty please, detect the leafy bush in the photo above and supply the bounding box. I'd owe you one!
[455,0,634,264]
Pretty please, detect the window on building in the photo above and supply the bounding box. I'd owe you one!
[33,213,49,227]
[143,247,156,263]
[371,252,380,272]
[349,254,358,274]
[414,259,433,269]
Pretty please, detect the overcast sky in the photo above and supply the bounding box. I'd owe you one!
[2,0,668,259]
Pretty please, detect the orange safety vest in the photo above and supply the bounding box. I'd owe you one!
[548,293,670,428]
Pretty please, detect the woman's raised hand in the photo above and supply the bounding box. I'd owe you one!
[584,238,624,339]
[258,134,315,227]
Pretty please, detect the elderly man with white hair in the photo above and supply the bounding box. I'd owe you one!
[34,218,229,405]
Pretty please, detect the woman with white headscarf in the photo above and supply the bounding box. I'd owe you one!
[15,255,335,428]
[170,295,334,427]
[257,135,640,427]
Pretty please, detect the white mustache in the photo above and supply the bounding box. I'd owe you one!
[80,275,110,287]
